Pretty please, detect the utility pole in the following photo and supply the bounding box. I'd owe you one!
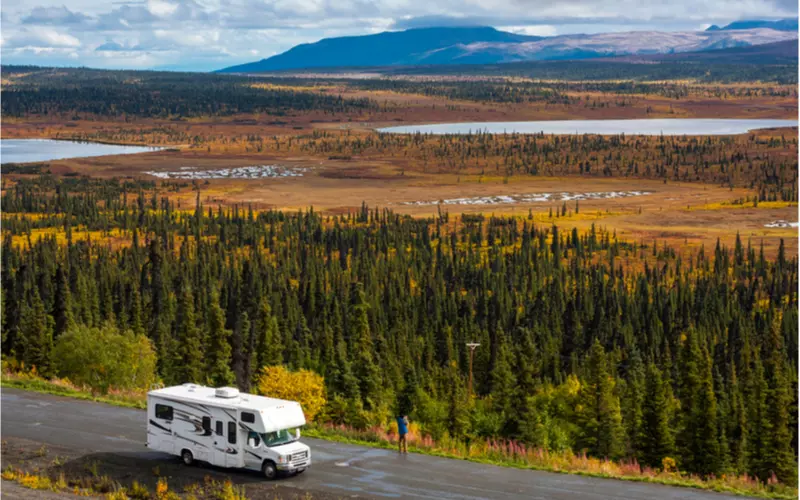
[466,342,480,399]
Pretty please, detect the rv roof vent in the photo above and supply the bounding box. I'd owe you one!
[215,387,240,398]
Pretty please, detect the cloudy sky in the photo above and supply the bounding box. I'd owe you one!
[1,0,796,71]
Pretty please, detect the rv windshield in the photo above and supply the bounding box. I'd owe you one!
[260,429,298,447]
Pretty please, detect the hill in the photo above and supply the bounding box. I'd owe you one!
[707,18,798,31]
[605,39,798,65]
[217,27,540,73]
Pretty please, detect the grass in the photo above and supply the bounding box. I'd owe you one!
[2,464,249,499]
[2,370,796,500]
[685,200,798,211]
[1,370,146,409]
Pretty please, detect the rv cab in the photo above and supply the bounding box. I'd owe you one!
[146,384,311,479]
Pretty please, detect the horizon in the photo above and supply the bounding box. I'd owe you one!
[1,0,797,71]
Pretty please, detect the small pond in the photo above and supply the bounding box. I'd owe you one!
[1,139,163,164]
[378,119,798,136]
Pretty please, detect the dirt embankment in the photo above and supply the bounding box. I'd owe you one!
[1,436,361,499]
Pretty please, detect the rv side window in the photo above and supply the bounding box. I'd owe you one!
[202,416,211,432]
[228,421,237,444]
[241,412,255,424]
[216,421,223,436]
[155,404,173,421]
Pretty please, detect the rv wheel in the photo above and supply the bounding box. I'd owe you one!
[181,450,194,466]
[262,460,277,480]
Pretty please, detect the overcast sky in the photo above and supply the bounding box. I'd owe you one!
[1,0,796,71]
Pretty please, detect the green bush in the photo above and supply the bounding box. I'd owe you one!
[52,323,157,393]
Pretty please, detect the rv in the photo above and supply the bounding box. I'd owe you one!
[146,384,311,479]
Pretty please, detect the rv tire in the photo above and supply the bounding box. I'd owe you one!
[181,450,194,466]
[262,460,277,480]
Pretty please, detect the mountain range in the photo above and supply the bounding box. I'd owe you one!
[217,20,799,73]
[706,18,798,31]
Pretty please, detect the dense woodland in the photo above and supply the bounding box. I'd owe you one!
[1,67,376,118]
[382,60,799,84]
[4,67,797,121]
[2,175,797,485]
[352,79,798,104]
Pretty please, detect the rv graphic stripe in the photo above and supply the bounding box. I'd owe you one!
[149,419,171,434]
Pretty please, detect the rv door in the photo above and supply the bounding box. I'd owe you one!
[225,420,242,468]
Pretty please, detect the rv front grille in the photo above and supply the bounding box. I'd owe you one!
[291,451,308,463]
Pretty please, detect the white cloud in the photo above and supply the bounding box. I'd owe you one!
[147,0,179,17]
[1,0,796,70]
[500,25,558,37]
[4,26,82,49]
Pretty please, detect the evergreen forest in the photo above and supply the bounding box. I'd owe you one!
[2,175,797,485]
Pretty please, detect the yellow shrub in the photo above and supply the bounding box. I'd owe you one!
[662,456,677,473]
[2,467,19,481]
[128,481,150,500]
[18,472,53,490]
[256,365,326,422]
[156,478,169,499]
[216,479,248,500]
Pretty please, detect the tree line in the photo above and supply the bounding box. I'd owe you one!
[2,176,797,485]
[381,60,799,85]
[351,79,797,104]
[1,67,376,118]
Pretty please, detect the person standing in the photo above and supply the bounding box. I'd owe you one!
[396,415,409,453]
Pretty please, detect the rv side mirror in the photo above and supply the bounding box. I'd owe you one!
[295,428,301,439]
[248,437,256,448]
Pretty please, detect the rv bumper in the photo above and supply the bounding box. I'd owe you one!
[277,459,310,472]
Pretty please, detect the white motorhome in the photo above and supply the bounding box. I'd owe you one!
[146,384,311,479]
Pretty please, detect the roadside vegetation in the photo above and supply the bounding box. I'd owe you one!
[2,455,251,499]
[2,368,796,499]
[1,435,331,499]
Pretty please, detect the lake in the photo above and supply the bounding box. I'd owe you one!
[1,139,163,164]
[378,118,798,136]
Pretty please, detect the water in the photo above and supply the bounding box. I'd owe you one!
[379,118,798,136]
[1,139,162,164]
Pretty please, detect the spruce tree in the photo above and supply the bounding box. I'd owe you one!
[255,297,282,370]
[232,312,251,389]
[52,265,73,338]
[640,363,675,468]
[206,289,235,387]
[762,315,797,485]
[16,289,54,376]
[489,325,516,433]
[678,329,721,476]
[577,340,625,459]
[350,283,381,410]
[623,348,645,460]
[176,285,203,383]
[745,349,769,479]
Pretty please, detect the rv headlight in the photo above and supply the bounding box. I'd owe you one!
[278,455,289,464]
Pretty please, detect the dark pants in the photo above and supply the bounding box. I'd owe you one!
[398,433,408,453]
